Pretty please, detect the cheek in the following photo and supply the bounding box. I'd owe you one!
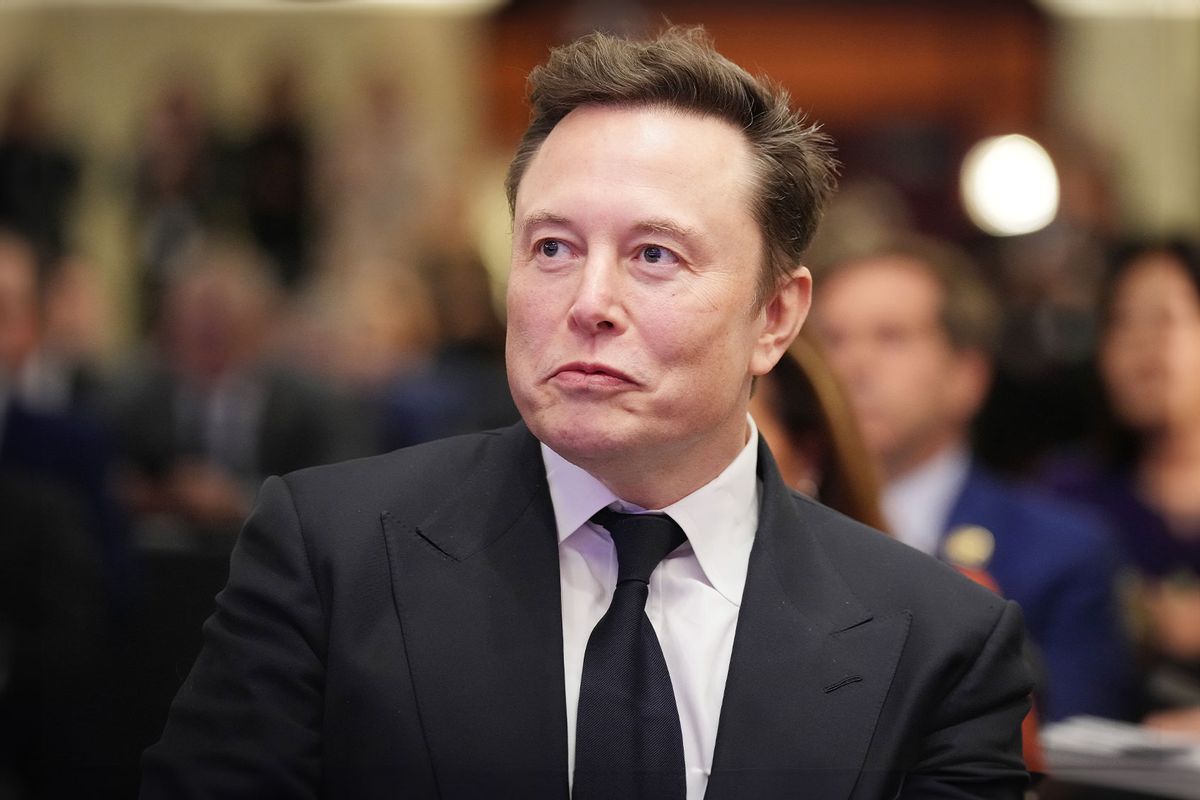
[503,308,543,384]
[699,328,759,388]
[1166,340,1200,400]
[506,282,554,345]
[876,358,927,406]
[1101,346,1143,398]
[642,311,716,364]
[1169,331,1200,370]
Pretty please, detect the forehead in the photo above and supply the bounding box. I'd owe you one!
[1116,253,1198,305]
[514,104,758,230]
[822,256,943,322]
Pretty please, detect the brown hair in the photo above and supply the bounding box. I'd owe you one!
[505,25,838,305]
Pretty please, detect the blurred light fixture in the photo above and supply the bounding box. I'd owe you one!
[1035,0,1200,17]
[960,134,1060,237]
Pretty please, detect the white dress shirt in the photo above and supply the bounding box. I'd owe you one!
[543,417,761,800]
[881,444,971,556]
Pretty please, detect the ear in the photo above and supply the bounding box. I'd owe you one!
[750,267,812,377]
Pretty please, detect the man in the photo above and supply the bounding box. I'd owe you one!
[0,229,131,612]
[813,235,1134,723]
[143,28,1033,798]
[108,239,360,530]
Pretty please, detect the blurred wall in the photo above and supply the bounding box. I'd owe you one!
[0,5,488,347]
[486,4,1050,148]
[1052,14,1200,235]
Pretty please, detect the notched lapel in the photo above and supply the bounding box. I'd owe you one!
[706,445,912,800]
[707,570,911,799]
[380,425,569,798]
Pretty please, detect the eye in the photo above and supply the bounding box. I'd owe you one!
[538,239,563,258]
[638,244,679,265]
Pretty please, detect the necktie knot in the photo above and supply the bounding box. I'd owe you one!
[591,508,686,585]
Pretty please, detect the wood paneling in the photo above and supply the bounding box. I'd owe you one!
[484,4,1048,147]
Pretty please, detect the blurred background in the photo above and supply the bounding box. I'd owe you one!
[0,0,1196,796]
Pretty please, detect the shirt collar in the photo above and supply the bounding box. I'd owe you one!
[882,444,971,555]
[541,416,761,606]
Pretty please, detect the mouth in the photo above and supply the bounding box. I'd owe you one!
[551,361,637,390]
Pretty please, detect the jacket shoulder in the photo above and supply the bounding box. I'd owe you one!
[283,428,504,493]
[797,494,1013,626]
[269,425,532,545]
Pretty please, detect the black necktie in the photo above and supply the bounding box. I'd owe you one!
[573,508,687,800]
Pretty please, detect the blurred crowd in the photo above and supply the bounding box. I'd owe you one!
[1,49,1199,799]
[0,65,518,798]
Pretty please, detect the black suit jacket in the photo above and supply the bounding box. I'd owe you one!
[142,422,1032,799]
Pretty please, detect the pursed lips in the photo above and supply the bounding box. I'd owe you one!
[550,361,638,390]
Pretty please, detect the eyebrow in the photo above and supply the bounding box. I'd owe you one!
[516,211,569,239]
[515,212,700,243]
[633,218,698,242]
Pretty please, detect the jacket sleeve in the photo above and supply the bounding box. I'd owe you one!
[898,599,1034,799]
[141,475,327,800]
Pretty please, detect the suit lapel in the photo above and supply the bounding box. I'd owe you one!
[381,424,569,798]
[707,443,911,799]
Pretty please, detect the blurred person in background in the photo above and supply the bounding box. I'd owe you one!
[107,238,354,532]
[292,255,438,391]
[0,71,80,265]
[0,228,132,614]
[378,249,518,449]
[813,234,1136,723]
[280,254,438,459]
[14,251,111,416]
[315,71,423,272]
[748,331,886,531]
[1042,239,1200,736]
[239,63,313,290]
[133,77,238,331]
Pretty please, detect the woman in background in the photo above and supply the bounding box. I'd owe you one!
[1044,239,1200,734]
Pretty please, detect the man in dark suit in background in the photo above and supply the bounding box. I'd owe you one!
[143,27,1033,799]
[813,234,1135,723]
[108,239,364,531]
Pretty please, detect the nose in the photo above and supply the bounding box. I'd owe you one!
[568,254,625,335]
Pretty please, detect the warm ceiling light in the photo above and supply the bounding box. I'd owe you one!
[960,135,1060,237]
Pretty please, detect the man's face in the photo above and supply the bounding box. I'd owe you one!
[506,104,803,492]
[814,258,983,478]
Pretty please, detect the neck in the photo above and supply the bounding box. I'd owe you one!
[883,431,967,484]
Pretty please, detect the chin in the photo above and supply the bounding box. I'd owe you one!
[527,412,634,464]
